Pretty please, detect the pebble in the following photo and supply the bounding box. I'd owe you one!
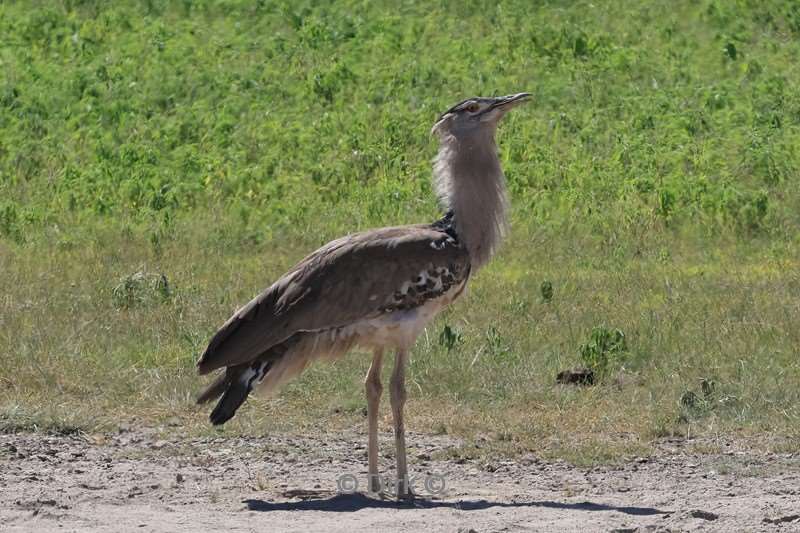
[690,509,719,521]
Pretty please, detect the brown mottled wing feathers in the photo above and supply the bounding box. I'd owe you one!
[196,225,469,374]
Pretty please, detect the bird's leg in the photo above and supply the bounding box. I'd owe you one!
[365,349,383,494]
[390,348,412,500]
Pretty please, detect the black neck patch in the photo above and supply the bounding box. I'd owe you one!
[431,210,459,242]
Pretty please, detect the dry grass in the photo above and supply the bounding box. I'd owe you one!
[2,216,798,464]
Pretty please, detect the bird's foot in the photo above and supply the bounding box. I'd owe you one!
[396,484,416,502]
[366,474,382,495]
[397,491,416,502]
[370,490,393,501]
[366,474,415,501]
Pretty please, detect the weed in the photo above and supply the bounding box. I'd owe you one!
[540,281,554,303]
[579,327,628,376]
[112,270,172,310]
[438,324,463,352]
[485,326,510,359]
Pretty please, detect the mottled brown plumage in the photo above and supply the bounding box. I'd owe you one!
[197,225,469,376]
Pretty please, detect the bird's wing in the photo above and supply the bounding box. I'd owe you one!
[196,225,470,374]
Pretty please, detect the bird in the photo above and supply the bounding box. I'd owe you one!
[196,92,531,499]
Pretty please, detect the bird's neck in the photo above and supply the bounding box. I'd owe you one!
[432,133,509,270]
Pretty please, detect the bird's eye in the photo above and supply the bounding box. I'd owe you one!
[465,103,480,113]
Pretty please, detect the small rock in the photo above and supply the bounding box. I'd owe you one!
[556,367,594,386]
[690,509,719,521]
[175,473,184,483]
[763,514,800,525]
[77,483,105,491]
[416,452,431,461]
[520,453,539,465]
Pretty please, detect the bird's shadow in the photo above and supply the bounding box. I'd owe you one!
[244,491,670,516]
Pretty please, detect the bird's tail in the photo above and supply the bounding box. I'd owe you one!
[196,331,357,425]
[197,360,274,425]
[195,335,307,425]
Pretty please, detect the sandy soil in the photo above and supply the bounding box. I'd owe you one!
[1,428,798,532]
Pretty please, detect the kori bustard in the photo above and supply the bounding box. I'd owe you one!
[196,93,530,499]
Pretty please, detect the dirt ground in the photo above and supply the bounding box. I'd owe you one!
[1,427,798,532]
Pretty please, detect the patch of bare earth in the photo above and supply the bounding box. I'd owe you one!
[1,429,798,532]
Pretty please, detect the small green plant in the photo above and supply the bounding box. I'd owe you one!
[485,326,510,358]
[0,202,25,244]
[540,280,554,303]
[438,324,463,352]
[579,327,628,375]
[723,42,737,61]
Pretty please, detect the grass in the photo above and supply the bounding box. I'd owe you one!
[2,0,800,463]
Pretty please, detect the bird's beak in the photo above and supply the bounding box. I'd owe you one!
[489,92,532,112]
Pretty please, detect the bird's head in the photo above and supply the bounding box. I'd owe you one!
[431,92,531,139]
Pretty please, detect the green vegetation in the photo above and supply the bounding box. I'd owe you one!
[1,0,799,463]
[579,326,628,377]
